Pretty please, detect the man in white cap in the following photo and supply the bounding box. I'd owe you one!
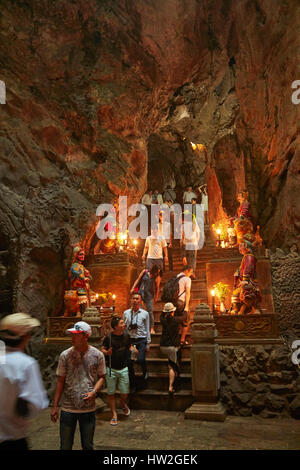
[0,313,49,450]
[51,321,106,450]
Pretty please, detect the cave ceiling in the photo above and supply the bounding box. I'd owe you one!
[0,0,299,317]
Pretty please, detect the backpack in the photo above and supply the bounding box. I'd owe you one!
[138,270,150,301]
[161,274,186,305]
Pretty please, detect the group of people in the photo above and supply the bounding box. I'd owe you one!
[141,184,208,221]
[0,276,194,451]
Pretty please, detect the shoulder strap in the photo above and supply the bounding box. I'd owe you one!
[177,274,187,299]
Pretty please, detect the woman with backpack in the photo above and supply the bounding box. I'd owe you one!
[159,303,182,394]
[130,265,162,334]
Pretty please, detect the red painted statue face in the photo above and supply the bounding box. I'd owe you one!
[77,250,85,262]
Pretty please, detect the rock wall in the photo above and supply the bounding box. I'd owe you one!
[219,344,300,419]
[269,248,300,339]
[0,0,299,324]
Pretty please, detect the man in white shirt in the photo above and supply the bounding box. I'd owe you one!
[0,313,49,450]
[183,186,197,204]
[158,211,173,271]
[142,226,168,271]
[181,220,200,280]
[141,190,152,206]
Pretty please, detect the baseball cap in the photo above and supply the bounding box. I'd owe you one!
[66,321,92,336]
[0,313,40,340]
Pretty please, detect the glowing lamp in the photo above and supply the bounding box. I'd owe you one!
[211,289,215,313]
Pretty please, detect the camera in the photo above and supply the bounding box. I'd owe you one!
[128,323,137,330]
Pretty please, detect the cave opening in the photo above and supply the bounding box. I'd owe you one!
[147,131,207,204]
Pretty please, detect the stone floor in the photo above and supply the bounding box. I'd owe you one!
[28,407,300,450]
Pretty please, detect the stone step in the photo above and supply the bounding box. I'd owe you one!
[128,389,194,412]
[132,357,191,374]
[150,332,191,344]
[146,343,191,359]
[133,372,192,390]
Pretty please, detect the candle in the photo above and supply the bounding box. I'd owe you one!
[211,289,215,313]
[216,229,221,247]
[112,294,116,312]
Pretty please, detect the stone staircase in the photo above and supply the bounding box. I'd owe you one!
[128,225,238,411]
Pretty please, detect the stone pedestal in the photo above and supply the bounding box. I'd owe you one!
[185,303,226,421]
[82,306,102,339]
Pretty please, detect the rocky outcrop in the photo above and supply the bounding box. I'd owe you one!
[269,247,300,339]
[0,0,299,323]
[219,344,300,418]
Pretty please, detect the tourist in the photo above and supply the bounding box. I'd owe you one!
[199,184,209,224]
[51,321,106,450]
[158,210,174,272]
[163,185,176,204]
[0,313,49,450]
[176,265,193,345]
[101,317,131,426]
[123,293,151,392]
[183,186,197,204]
[181,219,201,280]
[141,189,153,206]
[130,265,162,334]
[142,226,168,272]
[152,189,163,206]
[160,303,182,394]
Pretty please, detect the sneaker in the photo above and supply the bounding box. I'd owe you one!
[122,405,131,416]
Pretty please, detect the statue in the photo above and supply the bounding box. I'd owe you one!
[227,218,237,247]
[233,190,254,244]
[230,240,262,315]
[64,245,92,317]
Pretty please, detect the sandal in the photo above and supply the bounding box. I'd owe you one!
[110,417,118,426]
[122,405,131,416]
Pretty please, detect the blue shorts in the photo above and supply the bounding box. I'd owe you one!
[106,367,130,395]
